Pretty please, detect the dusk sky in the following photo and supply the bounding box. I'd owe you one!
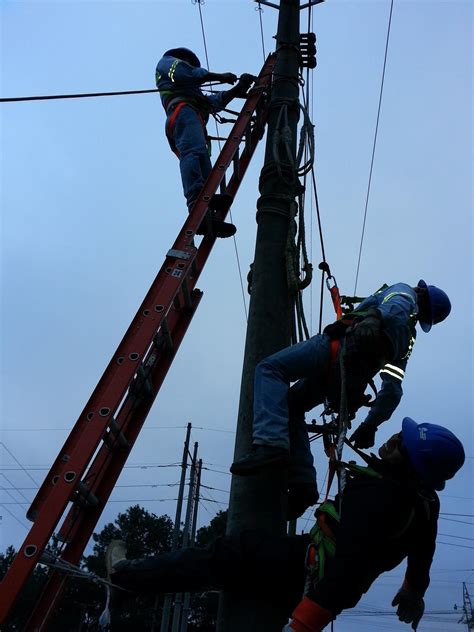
[1,1,472,630]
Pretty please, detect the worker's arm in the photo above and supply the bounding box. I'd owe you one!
[376,286,418,360]
[350,361,406,448]
[201,71,238,84]
[404,494,439,595]
[391,494,439,630]
[204,74,257,112]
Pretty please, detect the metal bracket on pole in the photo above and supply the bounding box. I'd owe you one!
[300,0,325,8]
[254,0,324,12]
[253,0,280,10]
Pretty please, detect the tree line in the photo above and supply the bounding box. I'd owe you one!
[1,506,227,631]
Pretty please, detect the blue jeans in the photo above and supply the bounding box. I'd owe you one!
[253,334,332,487]
[169,105,211,207]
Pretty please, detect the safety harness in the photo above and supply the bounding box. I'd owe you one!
[303,462,380,594]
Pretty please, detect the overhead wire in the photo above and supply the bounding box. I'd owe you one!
[353,0,395,294]
[194,0,248,322]
[0,88,157,103]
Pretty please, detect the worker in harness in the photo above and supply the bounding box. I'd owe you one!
[284,418,464,631]
[106,418,464,631]
[156,47,255,238]
[230,280,451,519]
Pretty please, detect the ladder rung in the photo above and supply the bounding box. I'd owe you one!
[108,419,130,447]
[181,278,193,310]
[233,149,240,181]
[161,317,174,351]
[74,482,100,507]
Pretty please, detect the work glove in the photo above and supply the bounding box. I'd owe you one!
[219,72,238,84]
[349,422,377,449]
[235,72,255,97]
[391,585,425,630]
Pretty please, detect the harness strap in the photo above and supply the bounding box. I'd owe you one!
[165,102,210,158]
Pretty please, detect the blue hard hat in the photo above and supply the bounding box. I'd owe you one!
[417,279,451,332]
[401,417,465,490]
[163,47,201,68]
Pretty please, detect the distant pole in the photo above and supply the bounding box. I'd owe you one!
[158,423,192,632]
[219,0,302,630]
[180,459,202,632]
[462,583,474,630]
[171,442,198,632]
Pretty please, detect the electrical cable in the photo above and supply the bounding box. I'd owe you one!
[0,502,30,530]
[0,88,157,103]
[353,0,395,294]
[0,442,40,486]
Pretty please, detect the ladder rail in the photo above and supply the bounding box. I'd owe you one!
[0,53,277,628]
[24,292,203,631]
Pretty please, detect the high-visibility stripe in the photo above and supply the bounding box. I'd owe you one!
[384,363,405,378]
[381,291,416,307]
[380,366,404,381]
[168,60,180,82]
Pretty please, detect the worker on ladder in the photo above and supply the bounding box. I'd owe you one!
[106,418,464,631]
[156,47,255,237]
[230,280,451,520]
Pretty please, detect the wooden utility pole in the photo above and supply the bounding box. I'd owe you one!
[180,459,202,632]
[219,1,303,629]
[171,441,198,632]
[158,423,191,632]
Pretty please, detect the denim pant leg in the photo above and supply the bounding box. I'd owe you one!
[253,334,331,451]
[172,107,210,206]
[286,364,329,487]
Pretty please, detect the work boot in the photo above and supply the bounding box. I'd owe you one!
[230,445,290,475]
[287,484,320,521]
[208,193,233,212]
[195,212,237,238]
[105,539,128,580]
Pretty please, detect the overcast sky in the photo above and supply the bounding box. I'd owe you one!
[1,1,472,630]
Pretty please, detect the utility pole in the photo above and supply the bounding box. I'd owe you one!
[461,583,474,630]
[180,458,202,632]
[219,1,303,630]
[171,441,199,632]
[157,423,192,632]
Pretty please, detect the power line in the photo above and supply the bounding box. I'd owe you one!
[353,0,395,294]
[0,442,40,486]
[0,88,157,103]
[0,503,29,530]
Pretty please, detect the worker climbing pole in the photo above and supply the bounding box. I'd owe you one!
[220,1,323,631]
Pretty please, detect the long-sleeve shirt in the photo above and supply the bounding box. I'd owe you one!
[310,463,439,615]
[155,55,225,118]
[356,282,418,428]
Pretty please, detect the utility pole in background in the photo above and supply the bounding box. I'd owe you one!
[180,459,202,632]
[157,423,192,632]
[171,441,199,632]
[461,583,474,630]
[219,0,304,629]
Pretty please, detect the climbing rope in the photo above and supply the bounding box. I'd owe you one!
[192,0,249,322]
[354,0,395,294]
